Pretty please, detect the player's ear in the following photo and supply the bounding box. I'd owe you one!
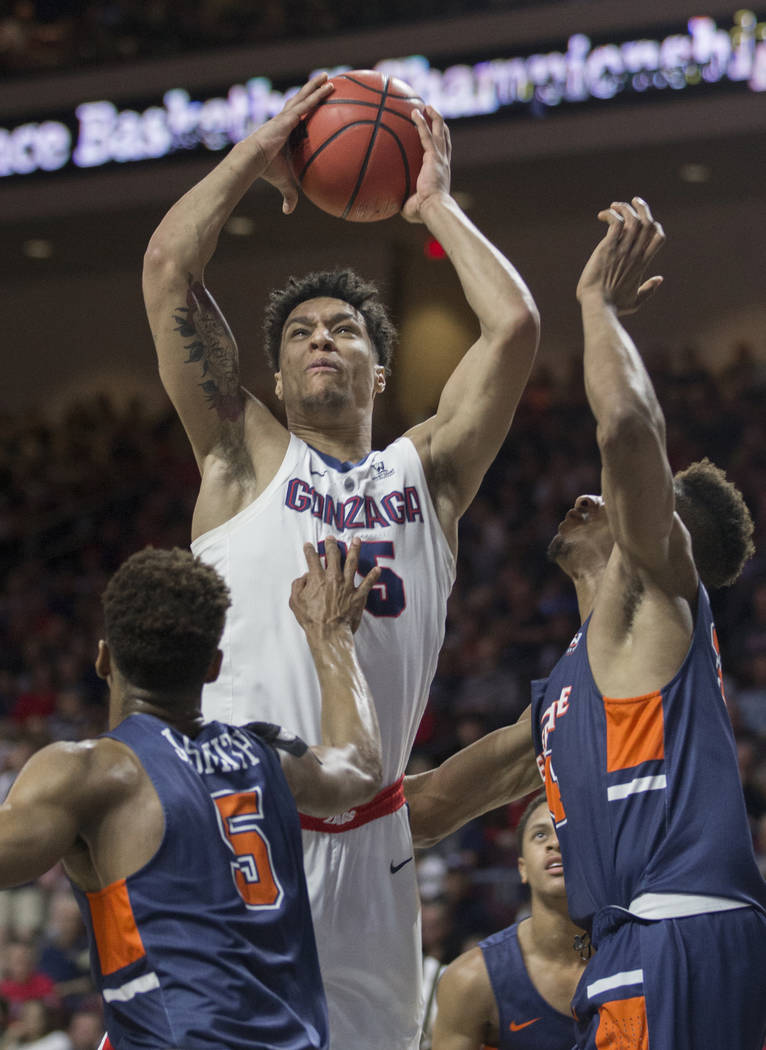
[205,649,223,684]
[374,365,386,394]
[95,640,111,680]
[518,855,528,885]
[274,372,283,401]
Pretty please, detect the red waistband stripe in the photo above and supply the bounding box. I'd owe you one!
[299,776,405,833]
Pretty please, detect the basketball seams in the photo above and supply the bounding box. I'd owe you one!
[295,122,375,181]
[341,76,391,220]
[314,98,421,125]
[338,73,422,104]
[375,124,413,206]
[288,69,424,221]
[297,123,412,216]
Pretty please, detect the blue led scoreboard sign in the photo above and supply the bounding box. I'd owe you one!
[1,10,765,179]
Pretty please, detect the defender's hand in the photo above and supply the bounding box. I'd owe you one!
[576,197,665,315]
[289,537,381,635]
[401,106,452,224]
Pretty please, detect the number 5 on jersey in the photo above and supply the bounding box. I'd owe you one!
[213,788,284,910]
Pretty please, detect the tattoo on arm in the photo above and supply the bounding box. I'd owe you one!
[171,278,243,423]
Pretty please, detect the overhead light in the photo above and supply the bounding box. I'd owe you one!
[424,237,446,260]
[679,163,711,184]
[22,238,53,259]
[225,216,255,236]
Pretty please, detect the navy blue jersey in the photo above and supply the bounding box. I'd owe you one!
[71,713,327,1050]
[480,923,575,1049]
[531,583,766,930]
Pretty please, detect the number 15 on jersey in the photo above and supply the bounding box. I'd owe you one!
[317,539,406,618]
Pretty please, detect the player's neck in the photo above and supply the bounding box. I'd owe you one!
[525,895,582,961]
[571,569,605,623]
[565,548,610,623]
[113,689,206,738]
[288,414,373,463]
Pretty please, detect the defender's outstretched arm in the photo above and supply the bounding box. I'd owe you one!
[405,708,539,850]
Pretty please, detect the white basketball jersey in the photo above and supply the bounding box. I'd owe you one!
[192,434,455,783]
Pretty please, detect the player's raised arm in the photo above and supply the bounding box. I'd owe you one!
[281,537,383,816]
[402,108,539,542]
[404,708,540,850]
[576,198,683,577]
[142,75,334,473]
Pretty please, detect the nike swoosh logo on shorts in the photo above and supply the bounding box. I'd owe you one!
[509,1018,540,1031]
[390,856,413,874]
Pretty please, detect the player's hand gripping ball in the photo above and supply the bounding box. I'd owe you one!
[288,70,426,222]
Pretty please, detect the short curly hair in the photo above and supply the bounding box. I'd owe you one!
[673,458,755,589]
[262,268,396,374]
[102,547,231,692]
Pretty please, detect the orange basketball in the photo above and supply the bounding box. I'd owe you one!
[288,70,426,222]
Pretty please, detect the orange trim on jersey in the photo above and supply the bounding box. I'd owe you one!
[595,994,648,1049]
[603,691,664,773]
[87,879,146,976]
[543,754,567,825]
[299,777,405,833]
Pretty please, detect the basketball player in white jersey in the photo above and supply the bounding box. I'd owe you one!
[142,72,539,1050]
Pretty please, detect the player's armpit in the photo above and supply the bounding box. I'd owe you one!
[408,322,538,538]
[432,948,497,1050]
[406,711,539,850]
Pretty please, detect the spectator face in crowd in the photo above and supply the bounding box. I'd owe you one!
[421,900,451,963]
[67,1008,104,1050]
[4,942,36,984]
[45,892,84,950]
[0,940,57,1017]
[7,997,55,1042]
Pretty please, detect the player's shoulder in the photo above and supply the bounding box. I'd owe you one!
[12,737,142,810]
[29,735,133,771]
[609,510,698,599]
[594,521,698,639]
[400,417,434,462]
[193,415,291,535]
[75,736,145,788]
[436,945,496,1032]
[242,722,309,758]
[480,921,520,951]
[439,944,492,1001]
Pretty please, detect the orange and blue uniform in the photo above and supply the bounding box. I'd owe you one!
[74,713,328,1050]
[531,584,766,1049]
[479,923,575,1049]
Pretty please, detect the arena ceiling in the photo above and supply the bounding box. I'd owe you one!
[3,0,765,420]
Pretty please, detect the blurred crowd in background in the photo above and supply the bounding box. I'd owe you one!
[1,0,542,77]
[0,338,765,1043]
